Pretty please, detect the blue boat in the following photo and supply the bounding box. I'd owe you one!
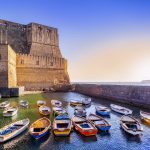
[95,106,110,116]
[87,114,111,132]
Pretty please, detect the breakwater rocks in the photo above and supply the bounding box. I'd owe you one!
[74,83,150,109]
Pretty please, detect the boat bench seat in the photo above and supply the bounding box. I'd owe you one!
[78,123,93,130]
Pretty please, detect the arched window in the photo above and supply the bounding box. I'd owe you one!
[36,60,39,65]
[21,59,24,64]
[50,62,53,66]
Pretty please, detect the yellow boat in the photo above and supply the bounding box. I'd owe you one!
[29,117,51,139]
[53,114,72,136]
[37,100,46,107]
[140,111,150,125]
[39,106,51,116]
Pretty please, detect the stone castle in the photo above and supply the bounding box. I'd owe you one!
[0,19,70,94]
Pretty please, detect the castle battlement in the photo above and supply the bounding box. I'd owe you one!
[0,20,70,91]
[16,53,66,69]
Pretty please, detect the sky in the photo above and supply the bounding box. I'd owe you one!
[0,0,150,82]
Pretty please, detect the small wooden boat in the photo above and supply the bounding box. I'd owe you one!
[19,100,29,107]
[74,106,86,117]
[95,105,110,116]
[39,106,51,116]
[51,100,62,107]
[110,104,132,115]
[70,100,82,106]
[52,107,67,116]
[140,111,150,124]
[120,115,143,135]
[3,107,18,117]
[37,100,46,107]
[0,118,29,142]
[72,116,97,136]
[29,117,51,139]
[82,98,91,105]
[87,114,111,132]
[53,114,72,136]
[0,101,10,109]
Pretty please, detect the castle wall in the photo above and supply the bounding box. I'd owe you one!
[0,44,16,88]
[0,45,8,87]
[8,45,17,87]
[0,20,70,92]
[16,68,69,90]
[0,20,28,53]
[16,53,69,90]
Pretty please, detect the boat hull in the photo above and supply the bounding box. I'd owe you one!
[96,110,110,116]
[0,104,10,109]
[121,124,143,135]
[96,125,111,131]
[0,119,29,142]
[3,110,17,117]
[141,117,150,124]
[75,125,97,136]
[31,129,49,139]
[53,129,71,136]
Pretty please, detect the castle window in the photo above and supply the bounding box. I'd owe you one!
[50,62,53,66]
[36,60,39,65]
[21,59,24,64]
[0,54,1,60]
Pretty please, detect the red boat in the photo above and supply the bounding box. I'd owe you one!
[72,116,97,136]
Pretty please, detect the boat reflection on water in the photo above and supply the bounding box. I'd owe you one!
[120,128,142,143]
[0,92,149,150]
[32,132,51,149]
[2,130,28,150]
[75,132,97,143]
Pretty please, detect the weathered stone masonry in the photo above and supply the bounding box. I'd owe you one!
[74,84,150,109]
[0,19,70,93]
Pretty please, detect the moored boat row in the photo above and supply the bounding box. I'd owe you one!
[0,98,149,143]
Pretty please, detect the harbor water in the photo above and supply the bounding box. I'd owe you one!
[0,92,150,150]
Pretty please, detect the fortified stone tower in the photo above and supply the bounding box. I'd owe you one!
[0,19,70,96]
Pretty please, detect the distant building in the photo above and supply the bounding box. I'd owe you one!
[0,19,70,93]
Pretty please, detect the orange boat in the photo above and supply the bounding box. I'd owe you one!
[72,116,97,136]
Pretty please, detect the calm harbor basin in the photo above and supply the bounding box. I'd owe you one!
[0,92,150,150]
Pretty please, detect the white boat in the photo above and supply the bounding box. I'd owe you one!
[19,100,29,107]
[51,100,62,107]
[37,100,46,107]
[95,105,111,116]
[52,107,67,116]
[140,111,150,124]
[110,104,132,115]
[0,101,10,109]
[3,107,18,117]
[0,118,30,142]
[74,106,86,117]
[120,115,143,135]
[39,106,51,116]
[82,98,91,105]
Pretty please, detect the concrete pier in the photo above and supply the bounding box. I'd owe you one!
[0,86,24,97]
[74,83,150,109]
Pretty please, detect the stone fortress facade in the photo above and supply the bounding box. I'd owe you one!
[0,19,70,93]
